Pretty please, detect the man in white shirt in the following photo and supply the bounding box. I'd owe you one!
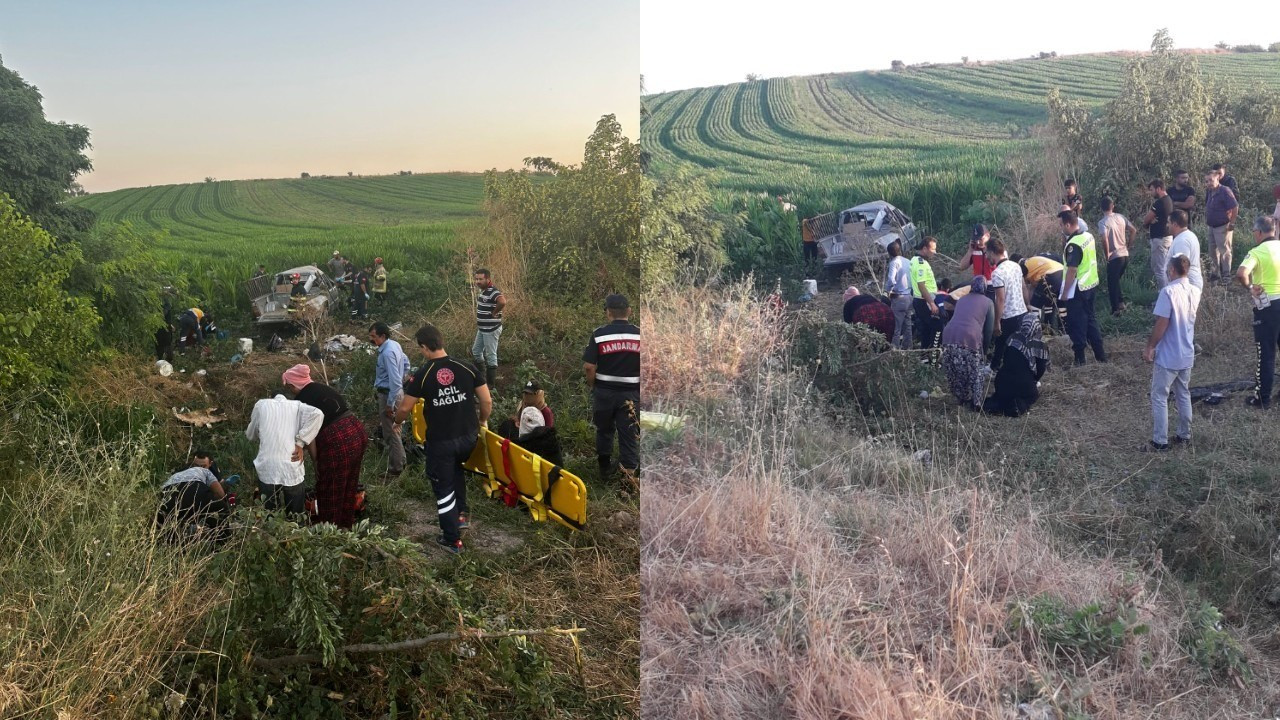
[1144,254,1201,451]
[986,236,1027,369]
[1167,210,1203,290]
[884,240,914,349]
[245,394,324,515]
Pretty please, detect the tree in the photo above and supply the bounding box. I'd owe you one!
[890,60,905,71]
[0,195,99,393]
[487,115,646,299]
[65,221,168,350]
[745,73,761,82]
[0,55,94,238]
[1215,41,1230,50]
[961,56,969,65]
[521,156,562,173]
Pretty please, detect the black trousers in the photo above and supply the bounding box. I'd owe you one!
[1106,256,1128,313]
[594,386,640,473]
[351,290,368,317]
[1252,303,1280,403]
[154,326,174,362]
[912,298,942,353]
[1064,287,1106,362]
[156,482,228,540]
[261,483,306,515]
[426,434,475,544]
[990,313,1026,371]
[802,243,819,263]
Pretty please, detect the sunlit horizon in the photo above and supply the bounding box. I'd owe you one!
[3,0,639,193]
[642,0,1277,94]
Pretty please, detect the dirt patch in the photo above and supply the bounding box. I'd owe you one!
[397,506,524,556]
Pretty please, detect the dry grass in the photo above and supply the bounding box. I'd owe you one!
[0,398,221,719]
[641,280,1280,719]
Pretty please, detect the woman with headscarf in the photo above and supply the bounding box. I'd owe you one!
[982,311,1051,417]
[281,364,367,528]
[940,276,995,410]
[841,286,895,343]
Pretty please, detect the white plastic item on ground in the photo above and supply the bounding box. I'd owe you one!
[640,411,685,431]
[238,338,253,355]
[802,279,819,296]
[323,334,360,352]
[155,360,173,377]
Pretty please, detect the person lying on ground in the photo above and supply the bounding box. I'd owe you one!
[982,311,1050,417]
[941,276,995,411]
[841,286,895,343]
[155,450,228,542]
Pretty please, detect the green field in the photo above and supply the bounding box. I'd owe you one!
[72,172,487,310]
[641,52,1280,227]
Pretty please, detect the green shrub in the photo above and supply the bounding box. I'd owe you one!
[1008,593,1148,666]
[1180,601,1250,683]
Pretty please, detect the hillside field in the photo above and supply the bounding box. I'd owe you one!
[641,52,1280,226]
[71,172,489,311]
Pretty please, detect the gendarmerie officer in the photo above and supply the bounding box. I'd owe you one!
[583,294,640,482]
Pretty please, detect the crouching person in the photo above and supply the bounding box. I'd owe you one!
[155,450,229,543]
[982,312,1050,417]
[1144,254,1201,450]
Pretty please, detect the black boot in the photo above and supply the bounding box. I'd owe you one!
[597,455,612,483]
[486,365,497,390]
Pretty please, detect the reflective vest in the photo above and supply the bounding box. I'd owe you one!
[372,266,388,293]
[1064,232,1099,292]
[1243,238,1280,295]
[910,256,937,299]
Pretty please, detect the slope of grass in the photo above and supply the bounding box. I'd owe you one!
[641,52,1280,228]
[641,280,1280,719]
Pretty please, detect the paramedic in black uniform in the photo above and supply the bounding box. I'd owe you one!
[394,324,491,554]
[583,294,641,482]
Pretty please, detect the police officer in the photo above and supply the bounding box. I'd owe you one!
[584,294,640,483]
[1236,215,1280,408]
[1056,209,1107,366]
[394,324,492,553]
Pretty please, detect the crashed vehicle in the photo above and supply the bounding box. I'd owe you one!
[244,265,343,326]
[809,200,919,272]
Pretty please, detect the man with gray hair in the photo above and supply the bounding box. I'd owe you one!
[1237,215,1280,408]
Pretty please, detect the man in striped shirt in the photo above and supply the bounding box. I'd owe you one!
[472,268,506,390]
[584,294,641,483]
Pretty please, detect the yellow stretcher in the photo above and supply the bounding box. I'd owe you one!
[413,400,587,530]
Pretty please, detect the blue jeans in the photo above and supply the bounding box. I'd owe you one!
[1151,363,1191,444]
[472,327,502,368]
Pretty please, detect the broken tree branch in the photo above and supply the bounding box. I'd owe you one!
[252,627,585,671]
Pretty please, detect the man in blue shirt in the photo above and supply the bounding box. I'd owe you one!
[370,322,411,479]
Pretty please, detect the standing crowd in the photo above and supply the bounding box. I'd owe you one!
[839,170,1280,450]
[155,263,642,554]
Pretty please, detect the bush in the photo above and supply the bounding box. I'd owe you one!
[1009,593,1149,666]
[1270,42,1280,53]
[1234,44,1266,53]
[1181,601,1250,683]
[66,221,169,350]
[0,195,99,392]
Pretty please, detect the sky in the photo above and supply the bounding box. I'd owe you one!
[1,0,640,192]
[642,0,1278,94]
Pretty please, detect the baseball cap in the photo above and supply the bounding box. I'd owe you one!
[522,380,541,394]
[332,250,340,256]
[605,294,629,311]
[971,224,988,240]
